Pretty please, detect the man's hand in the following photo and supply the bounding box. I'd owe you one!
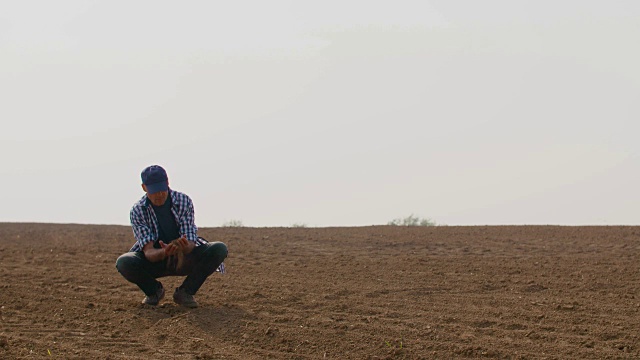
[159,240,179,256]
[172,235,195,255]
[167,236,192,272]
[142,241,173,263]
[142,236,195,265]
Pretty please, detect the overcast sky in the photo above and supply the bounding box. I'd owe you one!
[1,1,639,227]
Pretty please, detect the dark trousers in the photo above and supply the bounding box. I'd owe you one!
[116,242,228,296]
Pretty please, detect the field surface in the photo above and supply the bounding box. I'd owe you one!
[0,223,639,359]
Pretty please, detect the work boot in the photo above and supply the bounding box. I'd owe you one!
[173,288,198,308]
[142,283,165,305]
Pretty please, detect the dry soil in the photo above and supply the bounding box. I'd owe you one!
[1,223,639,359]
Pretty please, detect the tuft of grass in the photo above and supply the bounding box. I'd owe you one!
[388,214,436,226]
[290,223,307,228]
[384,338,406,360]
[385,337,405,350]
[221,219,244,227]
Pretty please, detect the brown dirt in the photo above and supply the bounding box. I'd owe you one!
[1,223,639,359]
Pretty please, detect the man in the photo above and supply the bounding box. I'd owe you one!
[116,165,228,308]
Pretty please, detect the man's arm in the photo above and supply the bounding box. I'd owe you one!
[130,204,156,251]
[173,192,198,242]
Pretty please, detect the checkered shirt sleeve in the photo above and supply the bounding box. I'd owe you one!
[171,191,198,243]
[129,198,157,251]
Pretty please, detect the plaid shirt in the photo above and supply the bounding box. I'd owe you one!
[129,189,225,273]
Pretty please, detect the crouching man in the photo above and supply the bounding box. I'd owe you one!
[116,165,227,308]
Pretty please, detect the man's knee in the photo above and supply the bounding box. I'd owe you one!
[203,242,228,260]
[116,252,142,275]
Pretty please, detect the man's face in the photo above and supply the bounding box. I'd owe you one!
[142,184,169,206]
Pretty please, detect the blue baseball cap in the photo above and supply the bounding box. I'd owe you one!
[141,165,168,194]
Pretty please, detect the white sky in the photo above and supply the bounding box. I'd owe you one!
[1,0,639,227]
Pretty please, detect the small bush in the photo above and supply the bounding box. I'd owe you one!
[221,220,244,227]
[388,214,436,226]
[290,223,307,228]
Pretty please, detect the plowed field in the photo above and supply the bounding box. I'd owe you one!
[1,223,639,359]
